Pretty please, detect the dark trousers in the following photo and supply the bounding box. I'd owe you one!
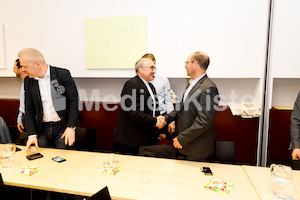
[114,142,139,155]
[185,154,214,162]
[139,144,214,162]
[39,121,67,149]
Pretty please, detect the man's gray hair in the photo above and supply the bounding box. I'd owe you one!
[135,58,151,73]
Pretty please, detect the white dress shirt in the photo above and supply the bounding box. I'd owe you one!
[34,65,61,122]
[183,73,206,102]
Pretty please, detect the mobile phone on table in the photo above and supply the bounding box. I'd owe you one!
[202,167,213,175]
[26,153,43,160]
[52,156,66,163]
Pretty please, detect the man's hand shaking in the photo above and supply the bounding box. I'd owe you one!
[156,115,167,129]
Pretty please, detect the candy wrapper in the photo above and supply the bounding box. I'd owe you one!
[98,165,123,175]
[14,165,44,176]
[204,178,234,195]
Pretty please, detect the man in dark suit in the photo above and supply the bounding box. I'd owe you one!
[115,58,164,154]
[159,51,219,161]
[18,48,80,153]
[289,90,300,160]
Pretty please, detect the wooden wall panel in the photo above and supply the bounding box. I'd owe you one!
[268,108,292,165]
[215,108,259,165]
[0,99,261,165]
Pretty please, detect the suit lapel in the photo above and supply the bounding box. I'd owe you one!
[136,76,150,97]
[187,75,207,99]
[136,76,159,116]
[33,79,43,112]
[179,75,207,111]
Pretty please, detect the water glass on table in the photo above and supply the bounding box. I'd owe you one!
[0,143,16,168]
[270,164,293,199]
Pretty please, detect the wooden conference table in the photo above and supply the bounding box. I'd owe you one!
[0,145,296,200]
[243,165,300,200]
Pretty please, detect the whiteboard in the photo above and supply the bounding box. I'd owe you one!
[0,0,269,78]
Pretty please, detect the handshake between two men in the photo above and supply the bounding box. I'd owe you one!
[155,115,183,149]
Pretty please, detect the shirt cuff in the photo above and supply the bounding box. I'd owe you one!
[28,134,37,138]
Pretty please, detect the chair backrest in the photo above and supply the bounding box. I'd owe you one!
[291,160,300,170]
[87,186,111,200]
[0,173,8,199]
[75,127,96,151]
[215,141,235,164]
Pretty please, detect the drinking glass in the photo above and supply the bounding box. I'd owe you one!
[270,164,293,199]
[0,143,16,168]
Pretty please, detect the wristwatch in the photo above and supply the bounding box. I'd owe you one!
[69,126,77,131]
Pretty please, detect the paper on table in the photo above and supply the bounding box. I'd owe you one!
[204,178,234,195]
[14,165,44,176]
[98,165,123,175]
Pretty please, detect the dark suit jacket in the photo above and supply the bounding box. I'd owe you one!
[165,75,219,159]
[290,90,300,150]
[24,66,80,136]
[115,75,160,151]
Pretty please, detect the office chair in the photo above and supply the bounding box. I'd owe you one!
[0,173,8,200]
[214,141,235,164]
[74,127,96,151]
[82,186,111,200]
[291,160,300,170]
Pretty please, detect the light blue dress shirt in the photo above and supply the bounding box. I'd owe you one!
[17,81,25,123]
[150,74,174,115]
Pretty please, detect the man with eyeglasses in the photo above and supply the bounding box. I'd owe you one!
[159,51,220,161]
[115,58,165,154]
[142,53,175,142]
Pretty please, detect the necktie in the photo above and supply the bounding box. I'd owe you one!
[148,82,159,116]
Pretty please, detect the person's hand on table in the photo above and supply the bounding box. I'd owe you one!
[61,127,75,146]
[26,136,39,154]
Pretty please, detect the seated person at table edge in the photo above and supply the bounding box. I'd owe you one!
[159,51,219,161]
[289,90,300,160]
[0,116,12,144]
[115,58,165,154]
[18,48,80,153]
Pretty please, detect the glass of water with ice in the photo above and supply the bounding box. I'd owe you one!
[270,164,293,199]
[0,143,16,168]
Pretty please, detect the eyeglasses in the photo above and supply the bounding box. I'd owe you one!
[142,66,156,70]
[185,61,195,66]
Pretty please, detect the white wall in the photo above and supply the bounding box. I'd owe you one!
[0,0,271,108]
[0,0,269,79]
[268,0,300,108]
